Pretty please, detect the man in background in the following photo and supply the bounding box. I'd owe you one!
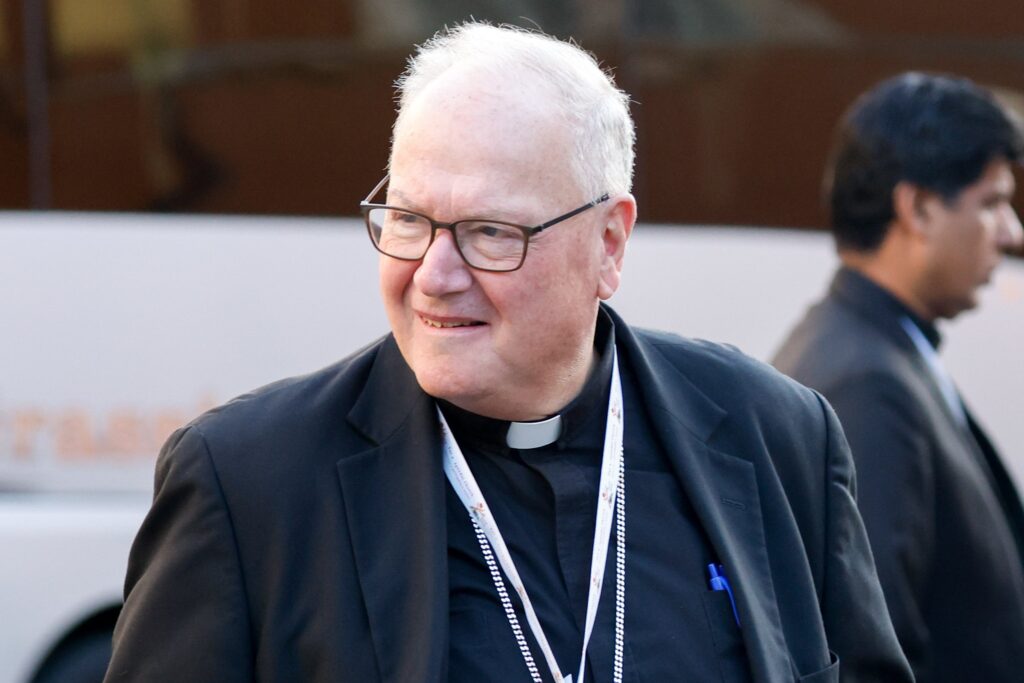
[106,23,910,682]
[774,72,1024,682]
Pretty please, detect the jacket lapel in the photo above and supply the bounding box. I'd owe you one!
[611,310,793,683]
[336,337,449,683]
[965,405,1024,568]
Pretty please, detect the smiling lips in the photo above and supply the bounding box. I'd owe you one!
[418,314,485,329]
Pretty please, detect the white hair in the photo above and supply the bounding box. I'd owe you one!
[391,22,635,198]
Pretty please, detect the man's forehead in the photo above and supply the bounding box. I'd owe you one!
[398,63,563,133]
[392,75,572,180]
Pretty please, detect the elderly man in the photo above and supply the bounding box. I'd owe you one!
[106,24,910,683]
[774,73,1024,682]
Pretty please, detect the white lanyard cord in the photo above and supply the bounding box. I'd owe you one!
[612,447,625,683]
[440,348,626,683]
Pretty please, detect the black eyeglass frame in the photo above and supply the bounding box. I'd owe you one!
[359,175,611,272]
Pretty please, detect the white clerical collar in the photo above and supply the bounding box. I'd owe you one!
[505,414,563,449]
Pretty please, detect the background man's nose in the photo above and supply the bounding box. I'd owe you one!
[997,206,1024,254]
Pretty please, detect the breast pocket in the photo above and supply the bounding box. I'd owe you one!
[701,590,752,682]
[797,651,839,683]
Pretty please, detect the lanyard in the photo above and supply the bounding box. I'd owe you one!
[440,347,625,683]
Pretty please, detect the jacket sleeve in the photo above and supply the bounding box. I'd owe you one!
[824,375,933,680]
[814,392,915,683]
[104,426,254,683]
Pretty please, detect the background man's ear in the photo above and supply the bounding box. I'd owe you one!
[892,181,938,240]
[597,195,637,301]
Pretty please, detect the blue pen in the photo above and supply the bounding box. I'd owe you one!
[707,563,741,627]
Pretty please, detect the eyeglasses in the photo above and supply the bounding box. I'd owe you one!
[360,175,610,272]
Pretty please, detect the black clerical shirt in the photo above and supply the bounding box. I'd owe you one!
[443,313,751,682]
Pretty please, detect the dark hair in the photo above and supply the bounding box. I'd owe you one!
[826,72,1024,252]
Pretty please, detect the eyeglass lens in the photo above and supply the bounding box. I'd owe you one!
[366,207,527,271]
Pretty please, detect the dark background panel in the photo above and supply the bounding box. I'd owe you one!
[1,0,1022,230]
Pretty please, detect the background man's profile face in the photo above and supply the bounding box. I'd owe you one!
[917,158,1022,319]
[379,67,612,420]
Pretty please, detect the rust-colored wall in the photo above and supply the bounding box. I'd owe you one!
[626,44,1024,226]
[2,1,1023,227]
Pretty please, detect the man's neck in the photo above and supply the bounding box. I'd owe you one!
[449,347,599,422]
[839,252,936,323]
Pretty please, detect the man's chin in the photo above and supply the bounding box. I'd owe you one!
[414,370,487,409]
[941,295,979,320]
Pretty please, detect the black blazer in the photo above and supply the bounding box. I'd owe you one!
[105,306,910,683]
[774,268,1024,682]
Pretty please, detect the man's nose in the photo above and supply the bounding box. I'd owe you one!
[413,230,474,296]
[996,205,1024,254]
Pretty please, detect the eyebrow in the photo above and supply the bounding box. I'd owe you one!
[386,187,535,224]
[986,185,1016,202]
[385,187,417,208]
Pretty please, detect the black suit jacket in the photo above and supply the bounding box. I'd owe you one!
[774,268,1024,682]
[105,306,910,683]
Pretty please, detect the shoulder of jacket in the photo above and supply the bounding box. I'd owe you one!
[187,335,388,446]
[637,327,815,407]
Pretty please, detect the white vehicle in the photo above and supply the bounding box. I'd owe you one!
[2,212,1021,683]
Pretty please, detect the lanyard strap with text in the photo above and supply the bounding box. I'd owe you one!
[440,347,625,683]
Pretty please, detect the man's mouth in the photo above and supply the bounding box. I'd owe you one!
[419,315,485,329]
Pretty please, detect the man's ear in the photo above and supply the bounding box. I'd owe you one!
[892,181,938,240]
[597,194,637,301]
